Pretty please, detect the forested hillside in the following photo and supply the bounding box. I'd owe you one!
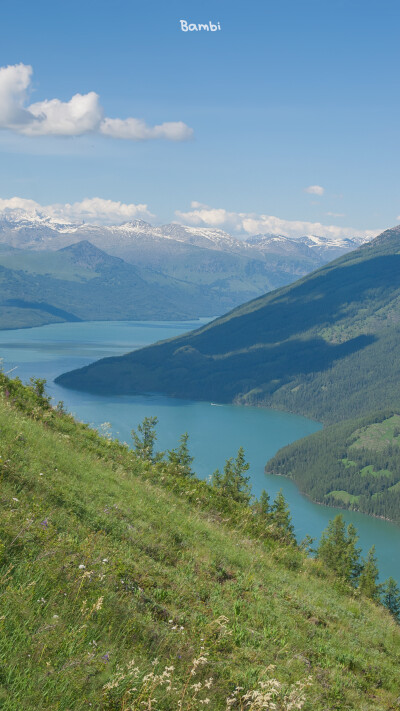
[56,226,400,424]
[266,410,400,522]
[1,374,400,710]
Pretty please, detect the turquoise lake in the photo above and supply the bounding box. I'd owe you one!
[0,319,399,582]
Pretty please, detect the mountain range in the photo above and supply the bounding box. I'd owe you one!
[0,212,373,325]
[0,240,224,328]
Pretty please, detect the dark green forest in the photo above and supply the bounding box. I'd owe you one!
[266,410,400,522]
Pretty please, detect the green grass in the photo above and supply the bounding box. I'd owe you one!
[326,491,360,505]
[350,414,400,451]
[0,377,400,709]
[359,465,392,478]
[341,458,357,468]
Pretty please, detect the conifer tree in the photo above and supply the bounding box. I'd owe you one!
[346,523,363,582]
[259,490,271,520]
[230,446,251,503]
[271,489,295,542]
[358,546,380,600]
[211,466,223,489]
[317,515,361,583]
[211,446,251,504]
[131,416,161,462]
[381,577,400,619]
[253,489,272,526]
[167,432,194,476]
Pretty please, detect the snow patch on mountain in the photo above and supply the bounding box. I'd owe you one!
[0,211,374,259]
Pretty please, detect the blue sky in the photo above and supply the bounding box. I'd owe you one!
[0,0,400,237]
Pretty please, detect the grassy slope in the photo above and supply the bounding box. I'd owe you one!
[55,227,400,424]
[266,410,400,523]
[1,378,400,710]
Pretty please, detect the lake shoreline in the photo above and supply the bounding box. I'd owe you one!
[1,318,399,582]
[267,468,400,527]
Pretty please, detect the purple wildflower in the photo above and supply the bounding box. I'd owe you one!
[40,518,48,528]
[102,652,110,663]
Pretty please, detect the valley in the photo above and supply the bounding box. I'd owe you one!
[0,213,373,328]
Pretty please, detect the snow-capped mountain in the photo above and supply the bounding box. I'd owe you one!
[0,211,381,327]
[0,212,373,262]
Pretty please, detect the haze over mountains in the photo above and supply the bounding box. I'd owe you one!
[57,225,400,426]
[0,211,373,327]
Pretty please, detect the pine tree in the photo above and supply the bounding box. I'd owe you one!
[211,447,251,504]
[230,446,251,504]
[381,577,400,619]
[167,432,194,476]
[259,490,271,520]
[346,523,363,582]
[131,416,160,462]
[211,467,223,489]
[271,490,295,542]
[317,514,361,583]
[358,546,380,600]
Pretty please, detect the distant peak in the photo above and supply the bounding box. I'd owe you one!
[59,239,104,254]
[58,240,120,268]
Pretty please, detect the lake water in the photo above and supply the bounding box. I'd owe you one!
[0,319,399,582]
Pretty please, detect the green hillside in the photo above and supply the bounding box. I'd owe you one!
[1,374,400,710]
[266,410,400,523]
[56,226,400,424]
[0,241,223,328]
[0,233,328,329]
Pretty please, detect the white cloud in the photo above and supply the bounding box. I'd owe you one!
[0,63,193,141]
[190,200,209,209]
[305,185,325,195]
[326,212,345,218]
[0,195,380,239]
[26,92,103,137]
[175,203,378,240]
[0,196,154,225]
[100,118,193,141]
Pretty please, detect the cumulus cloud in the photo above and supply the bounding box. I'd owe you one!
[305,185,325,195]
[175,203,378,240]
[0,196,154,225]
[0,63,193,141]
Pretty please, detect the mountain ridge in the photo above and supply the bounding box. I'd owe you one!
[0,214,376,322]
[0,240,227,328]
[55,225,400,425]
